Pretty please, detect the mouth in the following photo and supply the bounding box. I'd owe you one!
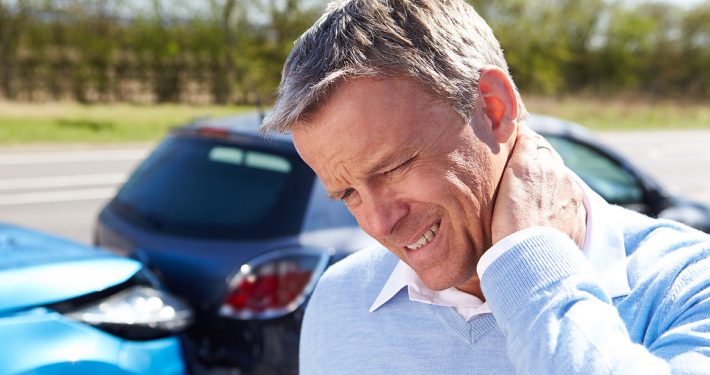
[405,221,441,251]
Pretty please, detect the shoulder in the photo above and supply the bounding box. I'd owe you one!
[300,246,398,373]
[301,245,396,336]
[323,245,397,283]
[617,206,710,321]
[617,205,710,273]
[309,245,397,308]
[616,205,709,253]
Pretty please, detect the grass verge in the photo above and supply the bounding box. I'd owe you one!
[1,97,709,145]
[525,96,710,131]
[0,102,255,144]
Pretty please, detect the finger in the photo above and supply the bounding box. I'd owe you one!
[535,140,556,161]
[509,126,556,166]
[518,125,564,164]
[512,125,544,158]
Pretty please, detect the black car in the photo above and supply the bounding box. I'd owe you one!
[529,114,710,232]
[95,112,377,374]
[95,113,710,374]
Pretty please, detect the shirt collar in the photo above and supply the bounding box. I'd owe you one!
[578,180,631,298]
[369,179,631,317]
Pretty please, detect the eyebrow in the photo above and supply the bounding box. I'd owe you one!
[324,152,404,201]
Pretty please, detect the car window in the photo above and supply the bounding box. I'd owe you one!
[112,135,315,239]
[302,180,359,232]
[544,135,644,205]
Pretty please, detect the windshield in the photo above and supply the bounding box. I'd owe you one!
[112,134,315,239]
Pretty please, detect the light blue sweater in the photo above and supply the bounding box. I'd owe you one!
[300,206,710,374]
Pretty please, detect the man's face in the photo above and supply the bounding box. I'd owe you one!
[292,77,507,293]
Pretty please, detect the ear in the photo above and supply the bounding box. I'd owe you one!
[478,67,518,144]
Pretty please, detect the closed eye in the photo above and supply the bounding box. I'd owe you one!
[384,156,415,176]
[339,188,355,201]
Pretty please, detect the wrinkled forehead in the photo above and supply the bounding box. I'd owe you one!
[291,78,436,149]
[291,77,466,187]
[297,74,452,125]
[291,112,401,183]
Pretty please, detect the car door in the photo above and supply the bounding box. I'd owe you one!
[543,134,655,215]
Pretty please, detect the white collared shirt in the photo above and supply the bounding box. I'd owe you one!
[369,180,632,321]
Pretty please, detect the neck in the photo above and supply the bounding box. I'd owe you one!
[456,277,485,300]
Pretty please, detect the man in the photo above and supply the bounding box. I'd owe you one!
[262,0,710,373]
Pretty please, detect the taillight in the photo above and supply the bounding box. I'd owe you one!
[198,127,230,138]
[219,247,331,320]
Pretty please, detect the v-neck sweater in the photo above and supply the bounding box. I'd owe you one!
[300,206,710,374]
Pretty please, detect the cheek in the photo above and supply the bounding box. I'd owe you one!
[451,146,496,199]
[394,174,476,232]
[399,168,451,203]
[442,156,484,200]
[349,206,371,234]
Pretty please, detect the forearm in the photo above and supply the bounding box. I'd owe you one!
[481,228,709,375]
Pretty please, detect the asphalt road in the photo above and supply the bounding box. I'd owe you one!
[0,144,149,244]
[1,130,709,245]
[597,130,710,204]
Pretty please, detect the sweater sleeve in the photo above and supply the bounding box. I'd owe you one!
[480,228,710,375]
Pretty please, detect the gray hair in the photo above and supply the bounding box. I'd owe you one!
[261,0,528,134]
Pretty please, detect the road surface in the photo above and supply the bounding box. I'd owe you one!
[1,130,709,244]
[598,130,710,204]
[0,144,149,244]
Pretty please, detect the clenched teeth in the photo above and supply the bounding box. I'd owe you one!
[406,222,440,250]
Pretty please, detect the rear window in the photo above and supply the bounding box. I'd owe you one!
[111,134,315,239]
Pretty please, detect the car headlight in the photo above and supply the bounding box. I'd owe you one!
[64,285,193,341]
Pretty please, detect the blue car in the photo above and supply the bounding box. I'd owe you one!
[0,222,192,375]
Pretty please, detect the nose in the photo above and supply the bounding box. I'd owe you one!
[356,185,408,239]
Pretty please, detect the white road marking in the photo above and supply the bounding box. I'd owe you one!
[0,149,148,165]
[0,173,127,191]
[0,188,117,206]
